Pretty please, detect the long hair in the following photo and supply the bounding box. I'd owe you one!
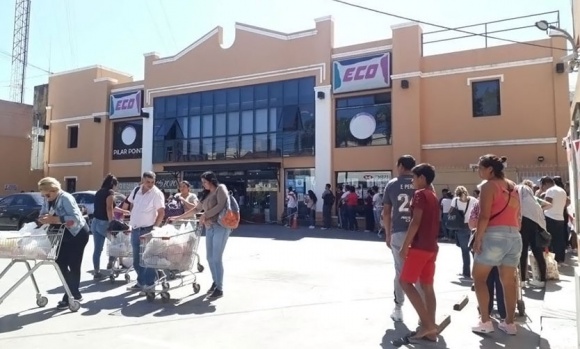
[199,171,220,202]
[101,174,118,190]
[308,190,317,203]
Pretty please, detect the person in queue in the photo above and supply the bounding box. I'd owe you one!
[471,155,521,335]
[37,177,89,309]
[194,171,232,300]
[166,181,200,222]
[125,171,166,292]
[91,174,119,280]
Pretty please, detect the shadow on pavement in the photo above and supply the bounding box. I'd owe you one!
[45,278,121,295]
[111,293,216,318]
[381,322,448,348]
[233,224,383,242]
[474,323,540,349]
[0,307,72,334]
[81,292,141,316]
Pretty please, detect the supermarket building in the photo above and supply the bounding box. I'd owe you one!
[43,16,570,222]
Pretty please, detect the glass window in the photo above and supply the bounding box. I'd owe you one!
[283,80,299,105]
[336,171,392,197]
[280,106,301,131]
[298,77,315,104]
[227,88,240,111]
[472,79,501,117]
[214,90,227,113]
[215,113,226,136]
[228,112,240,135]
[176,118,188,139]
[227,136,239,159]
[189,116,201,138]
[241,86,253,110]
[202,115,213,137]
[154,98,166,119]
[268,133,278,155]
[299,104,315,131]
[165,96,177,118]
[254,133,268,153]
[189,139,201,158]
[154,119,173,141]
[202,138,214,160]
[189,93,201,115]
[201,92,213,114]
[269,108,278,132]
[281,132,298,156]
[335,93,392,148]
[241,110,253,134]
[214,137,226,159]
[255,84,268,108]
[177,95,188,117]
[255,109,268,133]
[153,141,165,163]
[240,135,253,157]
[285,168,316,220]
[269,82,283,106]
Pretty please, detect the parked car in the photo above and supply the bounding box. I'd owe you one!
[0,193,44,230]
[71,191,126,223]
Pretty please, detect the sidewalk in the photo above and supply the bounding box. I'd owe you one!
[540,254,579,349]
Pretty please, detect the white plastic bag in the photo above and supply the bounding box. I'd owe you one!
[530,251,559,281]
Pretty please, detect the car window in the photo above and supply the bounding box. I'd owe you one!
[12,195,29,206]
[74,194,95,205]
[0,196,15,207]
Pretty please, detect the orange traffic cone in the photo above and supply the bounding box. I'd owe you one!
[291,214,298,229]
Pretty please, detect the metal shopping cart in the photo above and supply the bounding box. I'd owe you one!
[107,228,134,283]
[0,224,81,312]
[139,220,204,302]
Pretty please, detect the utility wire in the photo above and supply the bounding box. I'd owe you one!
[331,0,570,52]
[0,49,53,74]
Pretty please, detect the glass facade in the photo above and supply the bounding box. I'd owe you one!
[285,168,315,222]
[335,93,392,147]
[336,170,393,216]
[152,77,316,163]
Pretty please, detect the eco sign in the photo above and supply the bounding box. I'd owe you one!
[333,53,391,94]
[109,90,143,119]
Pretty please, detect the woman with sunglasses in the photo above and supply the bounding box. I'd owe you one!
[37,177,89,310]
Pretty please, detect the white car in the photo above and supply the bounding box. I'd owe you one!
[72,191,126,220]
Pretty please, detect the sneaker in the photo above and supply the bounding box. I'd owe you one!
[126,283,142,291]
[206,282,216,295]
[390,307,403,322]
[309,226,315,229]
[498,321,517,335]
[206,288,223,300]
[93,272,105,280]
[106,261,114,270]
[56,301,69,310]
[472,320,494,334]
[529,280,546,288]
[321,227,328,230]
[520,281,526,288]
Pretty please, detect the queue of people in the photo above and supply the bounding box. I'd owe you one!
[34,169,234,309]
[380,153,573,342]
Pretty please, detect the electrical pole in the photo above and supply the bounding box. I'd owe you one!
[9,0,31,103]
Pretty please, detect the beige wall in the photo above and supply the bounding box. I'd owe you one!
[0,100,43,195]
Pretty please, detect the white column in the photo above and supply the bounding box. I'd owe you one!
[314,85,332,212]
[141,107,154,174]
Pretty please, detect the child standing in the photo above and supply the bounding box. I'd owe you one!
[399,163,441,341]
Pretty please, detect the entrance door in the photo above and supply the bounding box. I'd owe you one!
[65,177,77,193]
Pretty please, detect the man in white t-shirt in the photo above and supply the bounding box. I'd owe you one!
[372,185,383,235]
[540,177,569,263]
[285,187,298,227]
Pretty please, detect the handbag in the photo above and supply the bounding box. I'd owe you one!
[446,198,470,230]
[218,190,240,230]
[469,187,513,249]
[536,228,552,248]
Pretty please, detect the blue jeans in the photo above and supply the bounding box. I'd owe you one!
[487,267,506,318]
[455,228,472,277]
[91,218,114,272]
[132,226,156,287]
[206,224,231,290]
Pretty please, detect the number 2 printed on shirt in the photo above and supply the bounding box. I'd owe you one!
[397,193,410,213]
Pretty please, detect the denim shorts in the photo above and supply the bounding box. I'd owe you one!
[474,226,522,267]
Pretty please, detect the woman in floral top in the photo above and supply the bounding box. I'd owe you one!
[469,182,507,320]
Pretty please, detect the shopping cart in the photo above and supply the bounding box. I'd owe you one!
[163,219,205,280]
[107,228,134,284]
[0,224,81,312]
[516,265,526,317]
[139,220,204,302]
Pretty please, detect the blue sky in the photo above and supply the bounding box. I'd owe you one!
[0,0,575,104]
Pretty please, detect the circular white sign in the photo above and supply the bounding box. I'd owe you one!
[349,112,377,140]
[121,126,137,146]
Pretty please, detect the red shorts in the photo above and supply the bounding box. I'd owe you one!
[400,248,437,285]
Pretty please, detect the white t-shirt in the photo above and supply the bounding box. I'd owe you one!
[450,196,479,224]
[544,185,568,221]
[441,198,452,213]
[287,192,297,209]
[372,193,383,210]
[128,186,165,228]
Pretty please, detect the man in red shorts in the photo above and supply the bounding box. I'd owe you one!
[399,163,440,342]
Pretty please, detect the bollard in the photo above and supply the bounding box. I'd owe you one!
[453,295,469,311]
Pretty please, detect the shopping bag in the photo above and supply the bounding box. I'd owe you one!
[544,251,560,281]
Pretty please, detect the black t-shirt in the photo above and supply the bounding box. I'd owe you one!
[94,188,114,221]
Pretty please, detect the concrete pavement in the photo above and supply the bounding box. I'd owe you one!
[0,224,554,348]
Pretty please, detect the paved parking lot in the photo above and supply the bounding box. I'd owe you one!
[0,225,549,348]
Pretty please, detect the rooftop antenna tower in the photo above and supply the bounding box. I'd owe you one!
[9,0,31,103]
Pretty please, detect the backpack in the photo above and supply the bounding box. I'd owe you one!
[323,192,335,206]
[218,185,240,230]
[121,186,140,211]
[446,198,470,230]
[165,196,185,218]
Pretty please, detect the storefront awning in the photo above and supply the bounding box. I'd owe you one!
[164,162,281,172]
